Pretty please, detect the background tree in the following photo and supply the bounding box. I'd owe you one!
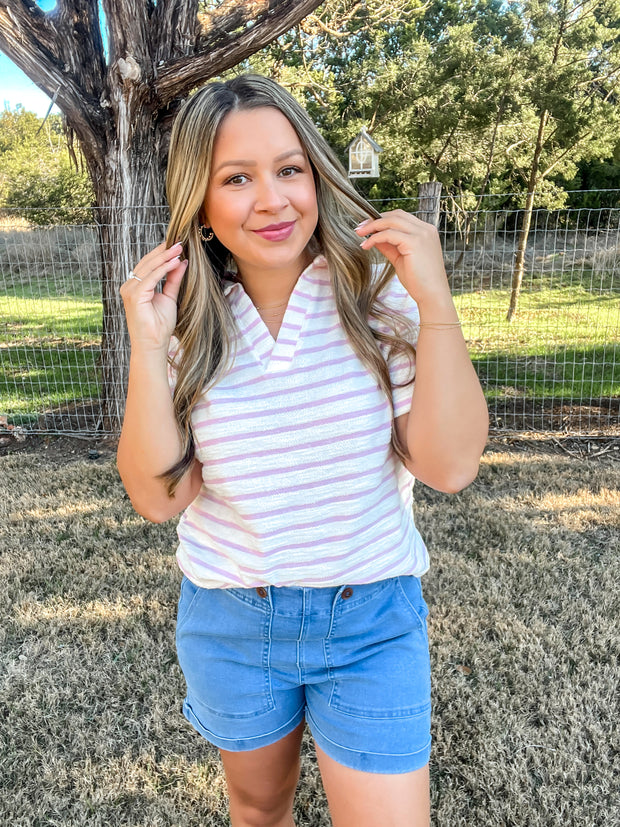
[0,0,323,429]
[506,0,620,321]
[0,108,93,223]
[244,1,529,211]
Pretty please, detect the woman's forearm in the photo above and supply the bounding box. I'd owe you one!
[117,348,201,522]
[405,294,489,492]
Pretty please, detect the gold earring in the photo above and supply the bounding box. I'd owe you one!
[200,225,214,242]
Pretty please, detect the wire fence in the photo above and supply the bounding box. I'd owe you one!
[1,196,619,439]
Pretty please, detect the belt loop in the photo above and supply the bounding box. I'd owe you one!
[327,585,347,638]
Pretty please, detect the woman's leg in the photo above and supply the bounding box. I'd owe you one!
[220,721,305,827]
[315,743,430,827]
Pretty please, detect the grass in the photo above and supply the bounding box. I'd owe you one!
[453,278,619,401]
[0,293,102,416]
[0,441,618,825]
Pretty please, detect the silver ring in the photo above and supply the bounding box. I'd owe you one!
[127,271,142,282]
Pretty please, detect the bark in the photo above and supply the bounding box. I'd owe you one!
[0,0,323,431]
[507,10,566,322]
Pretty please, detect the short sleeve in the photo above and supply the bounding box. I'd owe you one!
[371,272,419,418]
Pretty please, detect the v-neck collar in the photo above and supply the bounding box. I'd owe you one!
[224,256,328,373]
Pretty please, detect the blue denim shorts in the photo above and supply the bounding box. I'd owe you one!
[175,574,431,774]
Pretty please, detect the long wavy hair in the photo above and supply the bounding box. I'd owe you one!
[163,74,416,495]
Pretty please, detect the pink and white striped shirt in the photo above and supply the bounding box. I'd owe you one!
[170,256,429,588]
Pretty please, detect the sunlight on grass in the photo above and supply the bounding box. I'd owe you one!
[0,292,102,415]
[15,596,148,624]
[454,283,620,400]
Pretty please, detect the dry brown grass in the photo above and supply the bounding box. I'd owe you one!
[0,442,618,826]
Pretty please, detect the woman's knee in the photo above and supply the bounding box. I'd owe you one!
[226,760,299,826]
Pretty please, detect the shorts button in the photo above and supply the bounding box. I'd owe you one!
[341,587,354,600]
[256,587,268,598]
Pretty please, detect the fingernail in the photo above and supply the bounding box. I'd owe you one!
[355,219,370,230]
[172,242,183,251]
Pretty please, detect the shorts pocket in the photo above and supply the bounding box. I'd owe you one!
[176,576,204,635]
[326,578,431,719]
[395,575,429,633]
[175,585,275,718]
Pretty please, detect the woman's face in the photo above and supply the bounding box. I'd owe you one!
[202,107,319,283]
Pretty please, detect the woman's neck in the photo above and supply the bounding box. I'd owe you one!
[235,253,312,310]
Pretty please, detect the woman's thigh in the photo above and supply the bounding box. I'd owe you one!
[315,743,430,827]
[220,721,305,819]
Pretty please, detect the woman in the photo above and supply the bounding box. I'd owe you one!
[118,74,488,827]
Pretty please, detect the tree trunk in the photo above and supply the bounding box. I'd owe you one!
[86,88,170,431]
[0,0,324,433]
[506,188,536,322]
[507,110,548,322]
[416,181,442,227]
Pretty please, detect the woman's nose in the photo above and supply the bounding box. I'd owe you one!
[255,178,288,212]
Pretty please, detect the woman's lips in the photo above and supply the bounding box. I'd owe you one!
[251,221,296,242]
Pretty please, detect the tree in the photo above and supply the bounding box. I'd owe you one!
[506,0,620,321]
[0,0,323,429]
[0,109,93,223]
[245,2,529,195]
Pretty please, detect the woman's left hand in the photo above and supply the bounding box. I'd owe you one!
[355,209,451,307]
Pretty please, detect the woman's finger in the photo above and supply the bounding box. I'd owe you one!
[355,211,419,237]
[129,242,183,280]
[359,227,419,254]
[161,258,189,304]
[122,244,185,295]
[133,241,180,275]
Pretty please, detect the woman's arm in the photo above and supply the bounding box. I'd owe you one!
[117,242,202,522]
[357,211,489,492]
[117,348,203,522]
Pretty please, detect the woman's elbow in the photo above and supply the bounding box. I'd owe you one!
[408,458,482,493]
[127,495,175,523]
[433,464,480,493]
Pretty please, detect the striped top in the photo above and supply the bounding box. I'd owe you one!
[169,255,429,588]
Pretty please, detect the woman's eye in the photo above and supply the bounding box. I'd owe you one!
[280,166,302,177]
[226,174,248,185]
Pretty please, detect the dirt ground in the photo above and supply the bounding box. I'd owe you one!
[1,429,618,467]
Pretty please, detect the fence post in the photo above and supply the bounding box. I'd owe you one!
[416,181,442,226]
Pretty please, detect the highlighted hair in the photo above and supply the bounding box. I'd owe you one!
[163,74,415,495]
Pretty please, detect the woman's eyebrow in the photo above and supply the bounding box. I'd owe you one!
[213,149,306,175]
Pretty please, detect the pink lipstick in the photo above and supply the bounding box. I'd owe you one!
[252,221,296,242]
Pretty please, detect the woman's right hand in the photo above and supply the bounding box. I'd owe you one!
[119,241,189,353]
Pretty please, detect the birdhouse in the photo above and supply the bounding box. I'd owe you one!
[347,128,383,178]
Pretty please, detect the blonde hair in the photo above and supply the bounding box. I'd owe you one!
[163,74,415,494]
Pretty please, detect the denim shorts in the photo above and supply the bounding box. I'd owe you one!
[175,574,431,774]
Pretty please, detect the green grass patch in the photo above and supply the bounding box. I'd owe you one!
[455,281,619,399]
[1,293,101,417]
[0,279,618,421]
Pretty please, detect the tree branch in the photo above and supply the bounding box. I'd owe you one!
[155,0,324,106]
[0,0,106,139]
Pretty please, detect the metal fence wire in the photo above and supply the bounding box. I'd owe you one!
[1,197,619,437]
